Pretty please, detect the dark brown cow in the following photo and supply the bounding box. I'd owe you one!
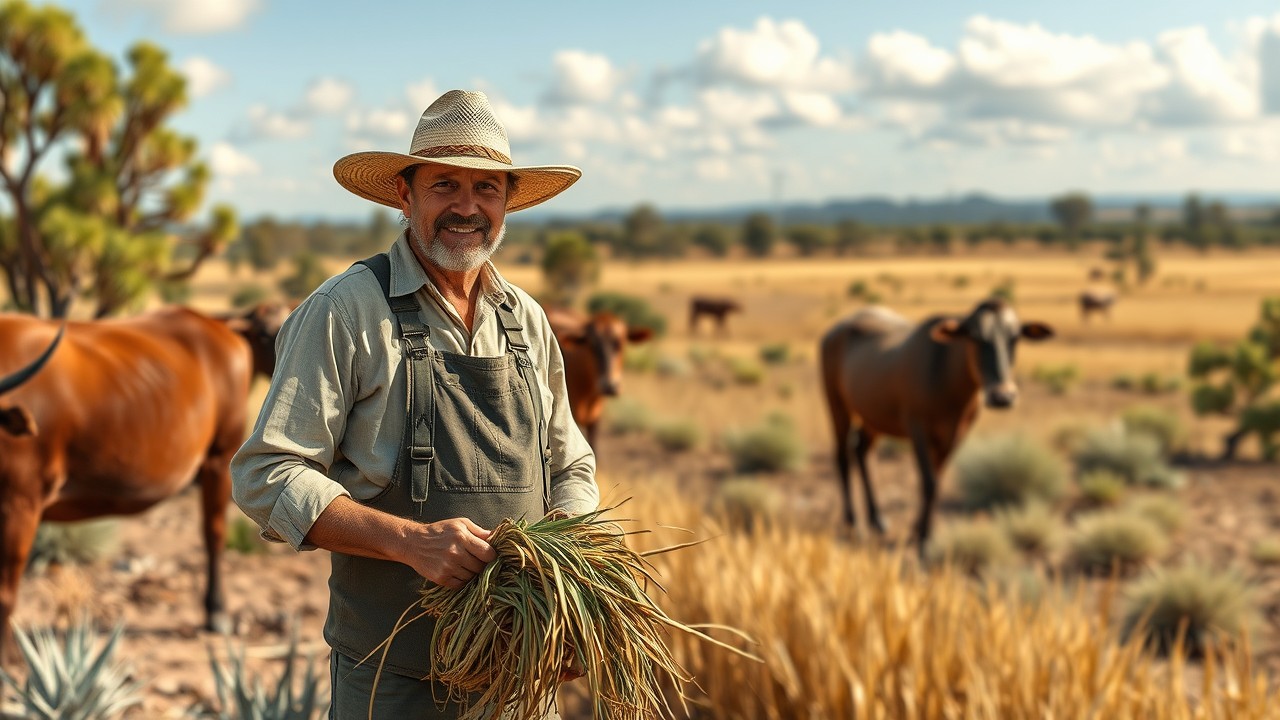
[545,307,653,447]
[1079,289,1116,322]
[689,296,742,336]
[819,299,1053,551]
[218,301,294,379]
[0,308,253,653]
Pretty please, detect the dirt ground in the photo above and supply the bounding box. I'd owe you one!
[5,246,1280,717]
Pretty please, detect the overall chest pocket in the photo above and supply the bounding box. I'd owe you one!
[430,354,539,493]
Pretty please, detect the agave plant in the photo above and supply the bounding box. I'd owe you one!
[0,618,143,720]
[208,631,327,720]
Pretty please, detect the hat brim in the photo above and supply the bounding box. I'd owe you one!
[333,151,581,213]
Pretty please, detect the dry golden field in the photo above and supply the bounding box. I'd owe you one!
[7,243,1280,718]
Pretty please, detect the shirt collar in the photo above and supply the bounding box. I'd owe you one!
[387,230,516,308]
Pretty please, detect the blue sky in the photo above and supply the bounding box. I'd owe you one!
[40,0,1280,221]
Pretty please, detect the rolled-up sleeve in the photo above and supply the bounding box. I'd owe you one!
[230,291,358,550]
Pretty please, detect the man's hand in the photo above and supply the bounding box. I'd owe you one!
[405,517,496,589]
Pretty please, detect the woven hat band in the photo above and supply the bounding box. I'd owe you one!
[413,144,512,165]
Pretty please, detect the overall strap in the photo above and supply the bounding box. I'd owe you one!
[495,299,552,512]
[355,253,435,506]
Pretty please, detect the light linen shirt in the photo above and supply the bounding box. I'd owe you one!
[230,232,599,550]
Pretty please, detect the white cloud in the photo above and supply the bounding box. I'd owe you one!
[345,109,410,139]
[1255,15,1280,114]
[208,142,259,177]
[544,50,624,105]
[694,17,854,92]
[103,0,259,34]
[303,78,354,115]
[243,105,309,140]
[178,56,229,98]
[863,31,956,90]
[1144,27,1257,123]
[779,90,841,126]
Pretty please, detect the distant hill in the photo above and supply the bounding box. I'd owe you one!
[530,191,1280,227]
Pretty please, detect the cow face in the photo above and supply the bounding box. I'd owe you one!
[930,299,1054,408]
[561,313,653,396]
[223,302,294,379]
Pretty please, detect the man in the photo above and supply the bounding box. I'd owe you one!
[230,90,598,719]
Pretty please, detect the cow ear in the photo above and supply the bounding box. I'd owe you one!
[626,327,653,344]
[559,331,588,347]
[930,319,965,343]
[1021,322,1055,341]
[223,316,252,333]
[0,405,37,437]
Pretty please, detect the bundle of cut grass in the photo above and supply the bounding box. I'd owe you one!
[397,507,752,720]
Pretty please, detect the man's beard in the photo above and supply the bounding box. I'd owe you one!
[411,212,507,272]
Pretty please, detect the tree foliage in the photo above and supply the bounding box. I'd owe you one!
[1188,297,1280,460]
[0,0,236,317]
[1049,192,1093,240]
[741,212,776,258]
[540,231,599,308]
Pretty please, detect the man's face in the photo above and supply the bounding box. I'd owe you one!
[396,164,508,273]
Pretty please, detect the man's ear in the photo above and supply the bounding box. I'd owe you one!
[626,327,653,344]
[930,319,965,343]
[394,173,414,215]
[1021,322,1055,341]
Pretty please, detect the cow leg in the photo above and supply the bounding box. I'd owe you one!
[196,450,232,634]
[908,425,943,557]
[0,495,42,663]
[852,430,885,535]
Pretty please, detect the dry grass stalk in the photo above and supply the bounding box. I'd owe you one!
[611,480,1280,720]
[381,507,754,720]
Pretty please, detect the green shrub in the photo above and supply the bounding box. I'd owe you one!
[653,419,701,453]
[0,618,143,719]
[605,398,651,436]
[1073,427,1182,489]
[1125,493,1186,534]
[1121,562,1254,657]
[876,437,909,460]
[1031,364,1080,395]
[622,345,659,373]
[586,292,667,337]
[1250,538,1280,566]
[1120,406,1186,454]
[1138,372,1181,395]
[1241,401,1280,460]
[953,434,1069,510]
[723,413,805,474]
[28,520,121,573]
[995,502,1063,557]
[1069,510,1167,574]
[1190,382,1235,415]
[990,279,1016,304]
[925,519,1015,573]
[687,344,717,368]
[1077,470,1127,508]
[728,357,765,385]
[655,355,691,378]
[758,343,790,365]
[227,515,270,556]
[1111,373,1137,392]
[231,284,271,309]
[712,478,785,531]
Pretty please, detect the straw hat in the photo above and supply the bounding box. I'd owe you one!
[333,90,581,213]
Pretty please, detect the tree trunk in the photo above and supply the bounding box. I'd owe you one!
[1220,427,1248,462]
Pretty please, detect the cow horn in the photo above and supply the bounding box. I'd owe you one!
[0,323,65,395]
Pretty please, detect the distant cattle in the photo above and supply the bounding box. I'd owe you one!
[546,307,653,447]
[218,301,294,379]
[1079,289,1116,322]
[819,299,1053,551]
[0,308,254,654]
[689,296,742,336]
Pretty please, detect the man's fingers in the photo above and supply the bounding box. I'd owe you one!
[459,529,497,563]
[458,517,493,540]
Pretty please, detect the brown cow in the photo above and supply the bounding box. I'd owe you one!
[545,307,653,447]
[1079,289,1116,322]
[0,308,253,653]
[689,296,742,336]
[819,299,1053,551]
